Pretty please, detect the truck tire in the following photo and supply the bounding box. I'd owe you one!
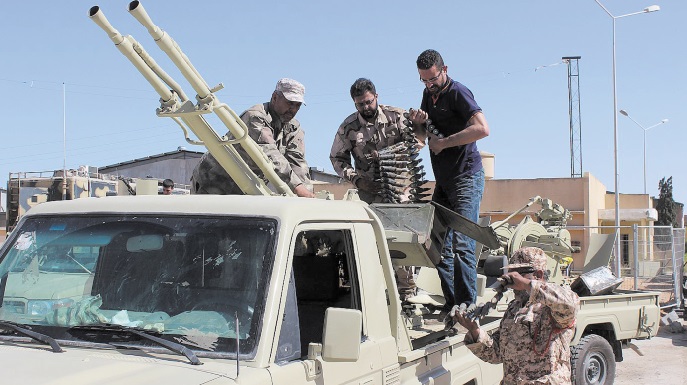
[571,334,615,385]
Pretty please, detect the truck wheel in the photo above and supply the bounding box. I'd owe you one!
[571,334,615,385]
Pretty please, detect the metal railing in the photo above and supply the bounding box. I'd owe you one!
[568,225,685,308]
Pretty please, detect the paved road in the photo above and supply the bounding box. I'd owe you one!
[615,320,687,385]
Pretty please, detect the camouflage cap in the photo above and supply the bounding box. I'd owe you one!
[275,78,306,104]
[503,246,547,272]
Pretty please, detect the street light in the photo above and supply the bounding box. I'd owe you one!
[619,109,668,207]
[593,1,659,276]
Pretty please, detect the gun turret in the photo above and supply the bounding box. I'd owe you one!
[481,196,577,285]
[89,2,293,196]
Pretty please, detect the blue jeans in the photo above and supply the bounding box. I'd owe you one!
[433,168,484,309]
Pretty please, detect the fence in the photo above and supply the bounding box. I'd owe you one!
[569,225,685,308]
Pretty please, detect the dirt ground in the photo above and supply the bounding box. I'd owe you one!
[614,317,687,385]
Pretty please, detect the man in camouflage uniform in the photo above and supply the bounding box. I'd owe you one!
[191,78,314,198]
[330,78,423,204]
[330,78,423,300]
[453,247,579,384]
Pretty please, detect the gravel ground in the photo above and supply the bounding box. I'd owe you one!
[615,318,687,385]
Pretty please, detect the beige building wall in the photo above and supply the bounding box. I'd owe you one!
[481,174,597,270]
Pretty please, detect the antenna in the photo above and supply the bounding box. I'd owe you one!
[563,56,582,178]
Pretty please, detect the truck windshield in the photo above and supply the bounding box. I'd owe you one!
[0,214,277,358]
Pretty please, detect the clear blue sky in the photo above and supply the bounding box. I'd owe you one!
[1,1,684,207]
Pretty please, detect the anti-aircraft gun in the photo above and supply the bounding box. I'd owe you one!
[89,1,293,197]
[483,196,579,284]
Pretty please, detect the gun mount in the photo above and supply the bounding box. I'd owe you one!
[485,196,579,283]
[89,1,293,197]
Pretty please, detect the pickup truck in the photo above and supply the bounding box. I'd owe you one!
[0,195,505,385]
[569,287,658,385]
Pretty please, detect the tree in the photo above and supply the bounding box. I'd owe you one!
[656,176,678,227]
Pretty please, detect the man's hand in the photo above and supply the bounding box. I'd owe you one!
[450,304,480,340]
[407,108,428,126]
[356,178,382,194]
[500,271,532,292]
[294,184,315,198]
[427,134,448,154]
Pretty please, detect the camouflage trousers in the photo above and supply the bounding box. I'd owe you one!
[395,266,416,301]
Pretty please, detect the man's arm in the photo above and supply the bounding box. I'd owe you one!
[454,306,504,365]
[494,272,578,328]
[329,123,359,185]
[283,128,315,198]
[428,111,489,154]
[529,280,579,328]
[242,112,313,197]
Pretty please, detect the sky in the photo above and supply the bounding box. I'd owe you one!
[0,1,685,207]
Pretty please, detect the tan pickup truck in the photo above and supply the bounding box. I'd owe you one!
[0,195,507,385]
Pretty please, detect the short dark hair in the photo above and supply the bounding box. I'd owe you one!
[162,179,174,188]
[416,49,444,70]
[350,78,376,99]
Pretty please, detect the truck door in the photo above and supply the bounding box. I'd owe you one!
[269,223,396,385]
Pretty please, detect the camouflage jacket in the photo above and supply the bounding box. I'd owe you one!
[191,102,311,194]
[465,280,579,385]
[329,104,408,187]
[239,102,311,190]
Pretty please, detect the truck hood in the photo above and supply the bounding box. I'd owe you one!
[0,342,270,385]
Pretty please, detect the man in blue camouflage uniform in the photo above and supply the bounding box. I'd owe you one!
[453,247,579,384]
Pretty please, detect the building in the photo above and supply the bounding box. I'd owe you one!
[98,148,204,188]
[0,187,6,238]
[98,149,348,192]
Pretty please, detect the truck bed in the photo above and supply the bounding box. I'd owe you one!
[575,289,660,343]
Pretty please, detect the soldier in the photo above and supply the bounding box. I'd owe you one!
[452,247,579,385]
[161,179,174,195]
[330,78,424,300]
[330,78,424,203]
[191,78,315,198]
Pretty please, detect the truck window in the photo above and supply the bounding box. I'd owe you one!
[285,229,360,360]
[0,214,277,360]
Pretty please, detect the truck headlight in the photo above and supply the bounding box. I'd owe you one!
[27,299,75,316]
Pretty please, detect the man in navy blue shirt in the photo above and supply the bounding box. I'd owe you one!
[408,49,490,320]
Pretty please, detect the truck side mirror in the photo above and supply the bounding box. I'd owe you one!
[321,308,362,362]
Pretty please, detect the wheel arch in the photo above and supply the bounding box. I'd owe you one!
[576,323,622,362]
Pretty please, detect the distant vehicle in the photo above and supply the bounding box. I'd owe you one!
[5,169,189,234]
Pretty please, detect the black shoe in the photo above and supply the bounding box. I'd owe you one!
[442,312,456,331]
